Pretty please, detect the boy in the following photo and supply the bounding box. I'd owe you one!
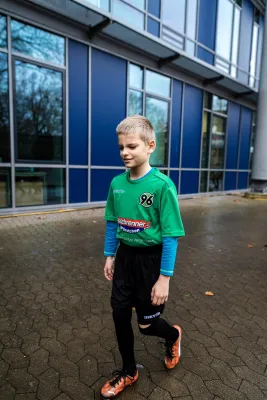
[101,115,185,399]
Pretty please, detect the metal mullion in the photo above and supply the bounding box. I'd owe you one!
[198,89,205,192]
[208,110,213,171]
[126,60,130,116]
[88,46,92,202]
[147,13,161,22]
[0,47,8,54]
[195,0,200,57]
[7,16,16,210]
[65,38,69,205]
[12,52,66,72]
[129,86,145,93]
[145,91,171,102]
[212,111,228,119]
[223,114,229,190]
[178,83,185,195]
[119,0,146,15]
[143,67,146,116]
[90,166,125,169]
[229,3,236,71]
[15,164,66,168]
[167,78,173,173]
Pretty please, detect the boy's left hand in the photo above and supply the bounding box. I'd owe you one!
[151,275,170,305]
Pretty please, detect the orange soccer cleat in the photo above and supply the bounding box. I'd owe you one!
[101,369,139,399]
[164,325,182,369]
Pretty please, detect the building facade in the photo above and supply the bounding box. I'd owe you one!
[0,0,265,213]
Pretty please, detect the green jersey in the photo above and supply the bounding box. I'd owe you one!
[104,168,185,247]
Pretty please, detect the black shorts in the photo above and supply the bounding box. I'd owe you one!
[111,241,165,325]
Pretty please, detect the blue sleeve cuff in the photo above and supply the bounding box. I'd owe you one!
[104,221,119,256]
[160,237,178,276]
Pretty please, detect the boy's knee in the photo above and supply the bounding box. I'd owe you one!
[112,308,132,323]
[139,324,151,329]
[138,323,153,335]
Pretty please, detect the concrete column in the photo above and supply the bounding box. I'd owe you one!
[251,6,267,193]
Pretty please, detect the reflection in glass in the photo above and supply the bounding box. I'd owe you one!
[0,167,11,208]
[0,53,10,162]
[14,61,64,162]
[186,0,197,39]
[186,40,195,56]
[210,116,226,169]
[11,20,65,65]
[146,97,168,166]
[249,23,259,87]
[200,171,208,192]
[15,168,65,206]
[204,92,212,109]
[212,96,228,114]
[146,70,171,98]
[201,112,211,168]
[128,89,143,115]
[0,15,7,48]
[250,112,256,169]
[129,64,143,89]
[113,0,144,30]
[85,0,110,11]
[209,171,223,192]
[216,0,233,61]
[231,7,241,78]
[162,0,186,34]
[127,0,145,9]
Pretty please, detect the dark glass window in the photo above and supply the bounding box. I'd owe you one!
[0,167,11,208]
[210,116,226,169]
[209,171,224,191]
[14,61,64,162]
[15,167,65,206]
[129,89,143,115]
[200,171,208,192]
[201,112,211,168]
[0,52,10,162]
[146,96,169,166]
[0,15,7,48]
[11,20,65,65]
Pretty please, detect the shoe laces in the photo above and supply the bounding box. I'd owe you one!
[110,369,128,388]
[165,340,175,359]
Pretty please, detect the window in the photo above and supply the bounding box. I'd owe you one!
[200,93,228,192]
[215,0,241,76]
[0,15,7,49]
[0,167,11,208]
[11,20,65,65]
[15,167,65,207]
[0,52,10,162]
[162,0,198,55]
[128,64,171,167]
[250,112,256,170]
[249,10,260,87]
[14,61,64,162]
[85,0,110,11]
[113,0,145,30]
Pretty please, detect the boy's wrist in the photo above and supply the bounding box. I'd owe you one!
[159,274,171,280]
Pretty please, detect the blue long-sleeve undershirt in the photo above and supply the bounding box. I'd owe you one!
[104,221,178,276]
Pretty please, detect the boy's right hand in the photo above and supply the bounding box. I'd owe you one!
[104,257,115,281]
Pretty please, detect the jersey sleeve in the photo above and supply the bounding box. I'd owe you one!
[104,182,117,222]
[160,182,185,237]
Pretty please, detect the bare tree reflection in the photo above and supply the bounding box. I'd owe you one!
[0,53,10,162]
[0,15,7,48]
[15,61,63,161]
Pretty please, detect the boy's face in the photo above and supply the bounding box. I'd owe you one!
[118,132,155,169]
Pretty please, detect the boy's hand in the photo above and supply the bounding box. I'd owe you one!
[104,257,115,281]
[151,275,170,305]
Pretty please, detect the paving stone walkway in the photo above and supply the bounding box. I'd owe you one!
[0,195,267,400]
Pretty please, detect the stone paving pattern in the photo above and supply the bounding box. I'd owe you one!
[0,195,267,400]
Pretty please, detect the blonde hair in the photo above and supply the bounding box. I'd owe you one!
[116,115,155,144]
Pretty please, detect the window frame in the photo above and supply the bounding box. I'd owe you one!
[12,54,66,165]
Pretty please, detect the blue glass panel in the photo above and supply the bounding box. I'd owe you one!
[69,169,88,203]
[238,0,254,84]
[170,79,182,168]
[91,169,124,202]
[182,85,203,168]
[147,17,160,37]
[180,171,199,195]
[148,0,160,18]
[238,172,248,189]
[226,102,240,169]
[0,15,7,48]
[91,49,127,166]
[239,107,253,170]
[11,20,65,65]
[69,40,88,166]
[225,171,237,191]
[170,171,179,192]
[197,0,217,64]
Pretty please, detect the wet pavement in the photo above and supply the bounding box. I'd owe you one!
[0,194,267,400]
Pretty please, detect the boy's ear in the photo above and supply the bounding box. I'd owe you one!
[148,139,156,154]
